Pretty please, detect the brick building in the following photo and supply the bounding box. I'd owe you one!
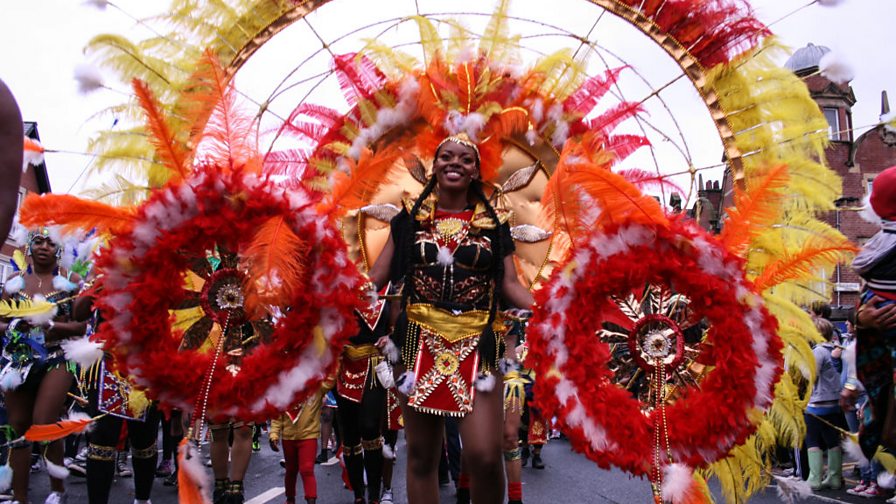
[784,43,896,309]
[1,122,52,288]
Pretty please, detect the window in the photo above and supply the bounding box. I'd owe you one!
[5,187,26,246]
[823,107,840,140]
[0,254,11,291]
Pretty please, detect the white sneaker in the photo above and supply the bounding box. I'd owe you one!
[44,492,67,504]
[381,489,394,504]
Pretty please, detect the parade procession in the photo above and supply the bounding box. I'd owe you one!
[1,0,895,503]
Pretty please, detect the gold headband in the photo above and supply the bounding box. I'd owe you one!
[437,132,480,160]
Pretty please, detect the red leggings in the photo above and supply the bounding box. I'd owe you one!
[283,439,317,500]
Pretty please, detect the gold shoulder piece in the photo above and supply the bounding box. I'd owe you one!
[403,196,435,222]
[471,203,512,229]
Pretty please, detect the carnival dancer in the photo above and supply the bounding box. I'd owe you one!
[379,388,403,504]
[70,298,160,504]
[269,377,335,504]
[334,283,392,504]
[1,228,86,504]
[367,134,535,504]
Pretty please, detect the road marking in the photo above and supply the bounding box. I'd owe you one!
[245,487,285,504]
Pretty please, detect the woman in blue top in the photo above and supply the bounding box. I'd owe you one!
[805,317,847,490]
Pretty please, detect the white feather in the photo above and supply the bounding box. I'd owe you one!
[53,275,78,292]
[45,458,70,480]
[0,367,24,391]
[10,221,27,247]
[396,371,416,396]
[23,295,57,326]
[73,63,105,94]
[841,436,869,466]
[83,0,110,9]
[0,464,11,492]
[773,475,813,503]
[859,193,881,224]
[816,0,845,5]
[437,246,454,267]
[661,463,694,503]
[474,373,496,392]
[818,51,855,85]
[883,111,896,133]
[879,470,896,489]
[381,338,399,364]
[61,336,105,369]
[4,275,25,295]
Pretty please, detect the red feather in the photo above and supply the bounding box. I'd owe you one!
[616,168,684,196]
[333,53,387,106]
[563,67,625,117]
[132,78,189,181]
[604,135,651,163]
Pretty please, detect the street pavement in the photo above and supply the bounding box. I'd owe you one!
[21,433,890,503]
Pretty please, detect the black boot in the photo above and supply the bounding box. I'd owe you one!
[521,445,530,467]
[213,478,229,504]
[531,453,545,470]
[227,480,245,504]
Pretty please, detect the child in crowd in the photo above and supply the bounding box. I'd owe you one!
[269,378,335,504]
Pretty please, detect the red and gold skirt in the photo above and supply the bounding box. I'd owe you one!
[337,344,382,403]
[404,304,502,417]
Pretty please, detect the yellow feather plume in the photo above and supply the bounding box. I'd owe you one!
[0,298,57,318]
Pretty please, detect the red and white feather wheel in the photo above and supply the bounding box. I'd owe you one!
[527,218,782,476]
[94,173,363,422]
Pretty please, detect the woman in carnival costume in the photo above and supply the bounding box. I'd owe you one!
[334,283,393,504]
[0,228,86,504]
[368,133,534,504]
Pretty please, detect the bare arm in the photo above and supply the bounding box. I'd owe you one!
[858,296,896,330]
[0,79,23,241]
[367,232,395,291]
[501,255,534,309]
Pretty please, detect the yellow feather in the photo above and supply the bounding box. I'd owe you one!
[0,299,57,318]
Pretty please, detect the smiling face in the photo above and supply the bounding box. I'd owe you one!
[433,140,480,193]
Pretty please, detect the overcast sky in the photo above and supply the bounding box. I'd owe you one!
[0,0,893,196]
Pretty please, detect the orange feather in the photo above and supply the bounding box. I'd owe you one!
[540,159,584,249]
[558,134,668,230]
[177,438,209,504]
[752,239,858,292]
[321,145,400,217]
[180,52,260,176]
[19,193,135,235]
[132,78,190,182]
[719,164,789,256]
[23,137,44,153]
[241,215,308,314]
[25,416,95,442]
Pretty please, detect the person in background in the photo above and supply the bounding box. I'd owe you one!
[0,78,23,241]
[805,317,846,490]
[269,378,335,504]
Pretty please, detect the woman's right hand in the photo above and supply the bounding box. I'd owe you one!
[269,438,280,452]
[858,297,896,330]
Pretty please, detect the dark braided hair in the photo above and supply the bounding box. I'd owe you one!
[469,180,505,367]
[400,175,439,310]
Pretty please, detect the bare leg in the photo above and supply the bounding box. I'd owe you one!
[399,394,445,504]
[458,384,505,504]
[33,368,74,493]
[229,424,253,481]
[5,387,35,503]
[503,406,523,502]
[209,425,230,480]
